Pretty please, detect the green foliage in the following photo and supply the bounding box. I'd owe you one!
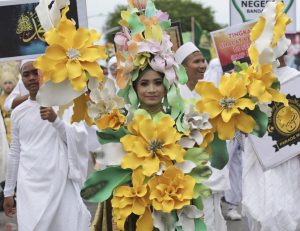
[104,0,222,42]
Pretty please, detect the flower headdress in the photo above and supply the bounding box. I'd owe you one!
[114,0,188,122]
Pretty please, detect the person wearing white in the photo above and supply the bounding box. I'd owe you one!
[4,60,33,112]
[242,55,300,231]
[203,58,223,87]
[175,42,230,231]
[0,109,9,182]
[3,61,91,231]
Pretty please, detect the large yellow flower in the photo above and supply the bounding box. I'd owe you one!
[120,115,185,176]
[148,166,195,213]
[34,6,107,91]
[195,73,256,140]
[111,169,152,231]
[95,109,126,130]
[241,64,288,105]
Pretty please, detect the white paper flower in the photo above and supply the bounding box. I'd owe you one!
[176,205,203,231]
[152,210,176,231]
[179,105,212,148]
[87,78,125,119]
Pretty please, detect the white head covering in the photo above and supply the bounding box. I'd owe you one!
[175,42,200,64]
[19,59,36,71]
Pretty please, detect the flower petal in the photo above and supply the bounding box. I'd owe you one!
[66,60,82,79]
[235,112,256,134]
[195,81,222,100]
[37,80,84,106]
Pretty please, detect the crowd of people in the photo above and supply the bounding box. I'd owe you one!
[0,1,300,231]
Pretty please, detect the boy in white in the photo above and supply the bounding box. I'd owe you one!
[3,61,91,231]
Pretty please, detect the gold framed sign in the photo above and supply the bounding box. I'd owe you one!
[249,73,300,170]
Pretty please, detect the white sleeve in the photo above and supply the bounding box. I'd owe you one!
[4,115,20,197]
[52,117,67,143]
[4,80,22,112]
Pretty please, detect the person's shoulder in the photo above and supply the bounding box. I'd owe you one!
[11,99,31,119]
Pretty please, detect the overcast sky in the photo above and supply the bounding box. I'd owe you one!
[87,0,230,33]
[87,0,299,36]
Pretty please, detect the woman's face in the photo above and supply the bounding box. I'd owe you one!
[136,70,165,108]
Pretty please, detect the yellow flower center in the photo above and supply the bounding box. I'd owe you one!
[149,140,163,154]
[219,97,236,109]
[66,48,81,60]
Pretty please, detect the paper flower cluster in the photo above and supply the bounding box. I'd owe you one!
[82,110,212,231]
[34,5,107,107]
[194,1,290,141]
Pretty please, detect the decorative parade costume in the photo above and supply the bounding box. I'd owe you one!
[24,0,293,231]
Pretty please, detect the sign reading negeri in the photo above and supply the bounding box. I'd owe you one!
[211,21,255,72]
[230,0,297,33]
[249,74,300,170]
[0,0,88,62]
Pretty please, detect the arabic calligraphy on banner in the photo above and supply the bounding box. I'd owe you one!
[0,0,87,61]
[16,10,45,43]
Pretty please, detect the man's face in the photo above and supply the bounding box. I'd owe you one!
[183,51,207,82]
[2,80,15,94]
[21,62,40,96]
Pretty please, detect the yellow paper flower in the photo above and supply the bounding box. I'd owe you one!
[120,115,185,176]
[195,73,256,140]
[34,6,107,91]
[71,93,93,126]
[148,166,195,213]
[133,52,151,70]
[111,169,151,230]
[95,109,126,130]
[241,64,288,105]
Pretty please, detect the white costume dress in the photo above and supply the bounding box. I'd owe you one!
[242,66,300,231]
[4,99,91,231]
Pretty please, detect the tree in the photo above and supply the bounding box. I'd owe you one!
[103,0,222,42]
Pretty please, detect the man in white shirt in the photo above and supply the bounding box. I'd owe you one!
[3,60,91,231]
[175,42,207,101]
[175,42,229,231]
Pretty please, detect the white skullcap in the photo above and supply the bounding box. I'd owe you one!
[108,56,117,68]
[20,59,36,71]
[175,42,200,64]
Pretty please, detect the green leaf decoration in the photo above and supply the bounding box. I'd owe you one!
[175,112,185,133]
[133,108,152,119]
[145,0,157,19]
[190,166,212,184]
[128,85,139,108]
[233,61,248,72]
[158,20,171,30]
[248,106,269,137]
[176,227,183,231]
[209,133,229,169]
[132,69,139,82]
[193,196,204,210]
[176,64,188,85]
[97,127,128,144]
[195,218,207,231]
[118,84,131,103]
[184,147,210,166]
[167,84,184,120]
[193,183,212,199]
[271,79,281,90]
[128,14,145,35]
[81,166,132,203]
[153,111,169,123]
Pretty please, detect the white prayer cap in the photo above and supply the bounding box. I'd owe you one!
[19,59,36,71]
[175,42,200,64]
[108,56,117,68]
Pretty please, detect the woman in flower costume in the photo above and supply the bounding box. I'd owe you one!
[80,1,215,231]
